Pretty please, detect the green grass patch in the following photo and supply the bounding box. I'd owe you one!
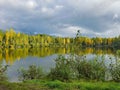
[1,80,119,90]
[24,80,120,90]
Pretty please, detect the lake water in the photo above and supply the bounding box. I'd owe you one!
[0,47,119,82]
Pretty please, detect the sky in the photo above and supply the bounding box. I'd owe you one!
[0,0,120,37]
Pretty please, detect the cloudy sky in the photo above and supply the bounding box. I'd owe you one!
[0,0,120,37]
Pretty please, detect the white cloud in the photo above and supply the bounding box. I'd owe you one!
[0,0,38,11]
[52,23,120,37]
[113,14,118,20]
[41,7,56,17]
[41,7,48,13]
[52,24,97,37]
[0,0,120,37]
[55,5,64,9]
[41,5,64,16]
[64,0,120,17]
[44,0,54,3]
[26,0,37,9]
[101,23,120,37]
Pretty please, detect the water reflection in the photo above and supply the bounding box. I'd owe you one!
[0,47,115,65]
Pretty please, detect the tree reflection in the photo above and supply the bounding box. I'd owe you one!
[0,48,116,65]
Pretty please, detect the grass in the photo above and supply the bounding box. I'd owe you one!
[0,81,47,90]
[0,80,120,90]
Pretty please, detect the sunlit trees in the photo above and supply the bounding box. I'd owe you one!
[0,30,4,47]
[0,28,119,48]
[4,30,10,47]
[92,37,103,46]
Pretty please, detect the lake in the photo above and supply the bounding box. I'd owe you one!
[0,47,119,82]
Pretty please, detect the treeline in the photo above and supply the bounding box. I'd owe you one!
[0,28,120,48]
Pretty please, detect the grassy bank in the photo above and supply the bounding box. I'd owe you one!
[0,80,120,90]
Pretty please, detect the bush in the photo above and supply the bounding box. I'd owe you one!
[110,62,120,82]
[0,65,9,81]
[75,56,106,81]
[18,65,44,81]
[48,55,74,82]
[48,55,107,81]
[116,50,120,58]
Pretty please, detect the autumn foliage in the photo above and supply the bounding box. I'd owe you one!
[0,29,120,48]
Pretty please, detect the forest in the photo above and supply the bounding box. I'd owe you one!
[0,28,120,48]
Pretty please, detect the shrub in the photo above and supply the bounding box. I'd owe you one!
[75,56,106,81]
[117,50,120,55]
[0,65,9,81]
[48,55,74,82]
[18,65,44,81]
[110,62,120,82]
[48,55,107,81]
